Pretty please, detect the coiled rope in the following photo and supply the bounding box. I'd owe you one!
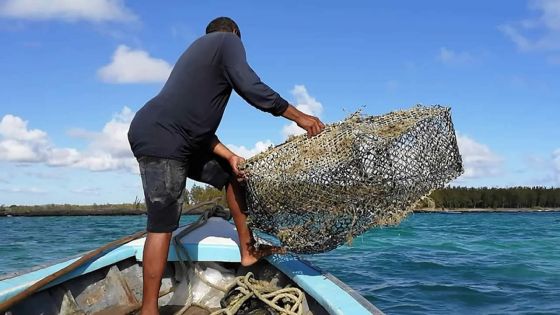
[210,272,305,315]
[173,201,305,315]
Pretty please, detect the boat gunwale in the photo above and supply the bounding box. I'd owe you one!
[0,218,383,314]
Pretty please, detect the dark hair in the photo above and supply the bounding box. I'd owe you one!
[206,17,241,38]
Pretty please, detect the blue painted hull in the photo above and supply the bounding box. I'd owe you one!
[0,217,382,314]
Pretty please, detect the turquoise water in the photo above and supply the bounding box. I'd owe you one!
[1,212,559,314]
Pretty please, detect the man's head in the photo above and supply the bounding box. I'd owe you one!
[206,17,241,39]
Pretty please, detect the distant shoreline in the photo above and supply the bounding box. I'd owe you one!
[414,208,560,213]
[0,207,211,217]
[1,207,559,217]
[1,210,146,217]
[3,186,559,217]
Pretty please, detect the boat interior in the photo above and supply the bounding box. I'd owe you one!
[4,258,328,315]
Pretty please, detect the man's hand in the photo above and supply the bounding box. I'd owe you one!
[281,104,325,138]
[210,136,247,181]
[227,154,246,181]
[296,113,325,137]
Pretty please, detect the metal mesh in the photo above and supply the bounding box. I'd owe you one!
[242,105,463,254]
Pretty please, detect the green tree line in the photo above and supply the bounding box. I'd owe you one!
[187,185,560,209]
[427,187,560,209]
[2,186,559,216]
[185,184,227,207]
[0,184,227,215]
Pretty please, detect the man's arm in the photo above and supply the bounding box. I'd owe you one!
[221,34,325,137]
[209,103,324,180]
[281,104,325,137]
[209,136,245,178]
[222,34,289,116]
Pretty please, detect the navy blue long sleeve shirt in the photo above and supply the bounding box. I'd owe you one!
[128,32,289,160]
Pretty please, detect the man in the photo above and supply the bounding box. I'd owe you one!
[128,17,324,314]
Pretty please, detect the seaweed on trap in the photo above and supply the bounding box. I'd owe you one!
[241,105,464,254]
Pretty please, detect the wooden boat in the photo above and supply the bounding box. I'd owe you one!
[0,213,382,314]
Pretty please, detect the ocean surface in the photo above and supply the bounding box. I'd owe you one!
[1,212,559,314]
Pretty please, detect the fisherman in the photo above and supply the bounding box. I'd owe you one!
[127,17,324,314]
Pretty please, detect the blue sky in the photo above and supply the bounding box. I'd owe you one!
[0,0,559,205]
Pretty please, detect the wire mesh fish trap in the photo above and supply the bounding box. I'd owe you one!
[243,105,463,254]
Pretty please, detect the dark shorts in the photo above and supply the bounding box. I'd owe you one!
[138,152,232,233]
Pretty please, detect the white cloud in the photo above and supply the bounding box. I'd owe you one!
[0,138,42,162]
[46,148,81,166]
[227,140,274,159]
[75,153,136,172]
[0,115,47,141]
[282,85,324,139]
[282,124,305,139]
[97,45,172,84]
[500,0,560,62]
[500,25,534,51]
[531,0,560,30]
[0,115,80,165]
[69,107,137,172]
[456,134,503,179]
[437,47,473,65]
[0,107,137,173]
[0,187,47,194]
[0,115,49,162]
[0,0,136,23]
[87,107,135,158]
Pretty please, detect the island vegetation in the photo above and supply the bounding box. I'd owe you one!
[419,186,560,210]
[1,186,559,216]
[0,184,226,216]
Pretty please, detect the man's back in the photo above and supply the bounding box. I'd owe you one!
[128,32,288,160]
[129,17,325,315]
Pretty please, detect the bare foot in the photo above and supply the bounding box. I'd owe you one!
[241,244,287,266]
